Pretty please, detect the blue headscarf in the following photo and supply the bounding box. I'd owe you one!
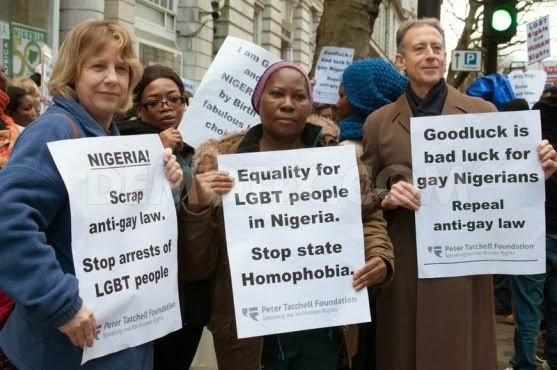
[338,58,408,141]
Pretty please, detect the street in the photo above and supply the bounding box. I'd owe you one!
[496,314,549,370]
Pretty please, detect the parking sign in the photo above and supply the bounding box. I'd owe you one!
[451,50,482,72]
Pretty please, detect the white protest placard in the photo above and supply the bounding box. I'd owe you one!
[179,36,280,148]
[40,44,54,109]
[527,16,550,65]
[411,111,545,279]
[48,135,181,363]
[508,69,547,108]
[313,46,354,104]
[219,146,370,338]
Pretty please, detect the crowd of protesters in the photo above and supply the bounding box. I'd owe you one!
[1,16,557,370]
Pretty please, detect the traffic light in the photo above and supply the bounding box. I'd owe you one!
[483,0,517,43]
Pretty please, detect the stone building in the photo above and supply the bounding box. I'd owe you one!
[1,0,416,87]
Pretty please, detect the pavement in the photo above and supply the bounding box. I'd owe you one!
[192,315,542,370]
[496,314,549,370]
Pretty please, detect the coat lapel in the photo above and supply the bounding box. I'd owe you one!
[393,93,413,133]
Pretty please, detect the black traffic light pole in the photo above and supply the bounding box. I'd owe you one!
[418,0,442,19]
[484,40,498,74]
[482,0,517,74]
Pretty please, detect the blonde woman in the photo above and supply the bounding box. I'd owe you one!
[0,20,182,370]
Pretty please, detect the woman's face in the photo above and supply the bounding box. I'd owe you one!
[11,94,37,127]
[74,40,130,129]
[136,78,185,131]
[335,83,353,120]
[30,86,41,115]
[259,67,311,144]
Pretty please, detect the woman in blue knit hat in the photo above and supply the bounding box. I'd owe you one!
[335,58,406,370]
[336,58,407,156]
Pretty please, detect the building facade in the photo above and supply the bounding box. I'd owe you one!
[371,0,416,60]
[1,0,415,88]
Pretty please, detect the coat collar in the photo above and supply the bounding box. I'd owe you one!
[236,122,323,153]
[393,84,475,133]
[50,96,119,137]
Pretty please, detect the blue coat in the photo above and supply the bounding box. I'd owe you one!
[0,97,153,369]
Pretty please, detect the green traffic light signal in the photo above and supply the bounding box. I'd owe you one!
[491,6,514,31]
[483,1,517,43]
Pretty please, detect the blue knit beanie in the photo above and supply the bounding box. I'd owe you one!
[338,58,408,141]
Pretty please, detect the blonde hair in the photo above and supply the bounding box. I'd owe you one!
[11,76,40,96]
[48,20,142,113]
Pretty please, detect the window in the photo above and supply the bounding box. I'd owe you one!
[253,5,263,45]
[139,42,182,76]
[137,0,176,31]
[140,0,176,12]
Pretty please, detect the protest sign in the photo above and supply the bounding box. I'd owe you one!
[40,44,54,109]
[508,69,547,108]
[48,135,181,363]
[179,36,280,148]
[527,16,550,65]
[411,111,545,279]
[313,46,354,104]
[219,145,370,338]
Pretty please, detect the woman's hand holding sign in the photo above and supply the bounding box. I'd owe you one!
[353,256,388,290]
[163,147,183,189]
[58,304,97,349]
[187,170,235,213]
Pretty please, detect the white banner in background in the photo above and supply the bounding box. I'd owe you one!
[179,36,280,148]
[411,111,545,279]
[219,146,370,338]
[508,69,547,108]
[48,134,181,363]
[313,46,354,104]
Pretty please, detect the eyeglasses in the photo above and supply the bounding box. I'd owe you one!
[142,95,186,111]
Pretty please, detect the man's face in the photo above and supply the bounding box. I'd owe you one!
[395,25,446,94]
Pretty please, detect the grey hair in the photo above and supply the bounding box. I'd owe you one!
[396,18,446,54]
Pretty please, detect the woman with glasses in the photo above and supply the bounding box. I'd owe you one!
[118,64,209,370]
[119,64,194,194]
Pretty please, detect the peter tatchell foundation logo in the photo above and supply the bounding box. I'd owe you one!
[242,306,259,321]
[95,324,102,340]
[428,246,443,257]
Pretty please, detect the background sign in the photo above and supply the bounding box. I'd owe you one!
[527,16,550,65]
[9,22,46,77]
[179,36,280,148]
[313,46,354,104]
[508,69,547,108]
[451,50,482,72]
[0,21,8,67]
